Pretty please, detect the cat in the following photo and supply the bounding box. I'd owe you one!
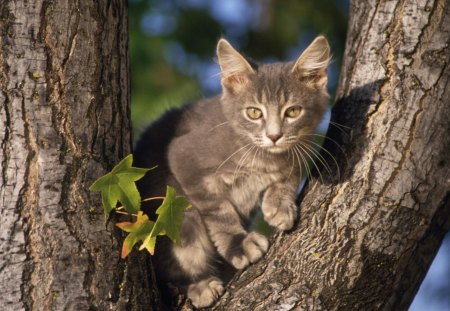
[134,36,331,308]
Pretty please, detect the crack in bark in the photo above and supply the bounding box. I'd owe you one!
[19,76,41,311]
[376,91,426,206]
[374,1,449,205]
[0,3,12,193]
[366,0,405,120]
[0,71,11,191]
[61,0,81,72]
[340,1,380,99]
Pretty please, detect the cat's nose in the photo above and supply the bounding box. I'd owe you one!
[267,133,283,143]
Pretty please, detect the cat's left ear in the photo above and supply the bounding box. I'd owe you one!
[217,39,254,93]
[292,36,331,89]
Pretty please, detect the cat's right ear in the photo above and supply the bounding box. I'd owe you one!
[217,39,254,93]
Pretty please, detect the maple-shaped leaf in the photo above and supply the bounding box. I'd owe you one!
[140,186,191,253]
[89,154,150,218]
[116,211,155,258]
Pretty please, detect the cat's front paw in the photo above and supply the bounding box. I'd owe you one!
[230,232,269,269]
[262,196,297,231]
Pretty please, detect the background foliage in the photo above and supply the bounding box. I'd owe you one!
[129,0,347,135]
[128,0,449,309]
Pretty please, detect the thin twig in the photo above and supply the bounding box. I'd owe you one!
[116,210,137,217]
[142,196,165,202]
[115,196,165,213]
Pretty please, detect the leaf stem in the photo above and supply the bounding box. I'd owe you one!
[115,210,138,217]
[142,196,165,202]
[115,196,165,211]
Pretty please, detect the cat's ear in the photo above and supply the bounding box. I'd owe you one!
[292,36,331,89]
[217,39,254,93]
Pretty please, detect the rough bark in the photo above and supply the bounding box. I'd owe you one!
[209,0,450,310]
[0,1,159,310]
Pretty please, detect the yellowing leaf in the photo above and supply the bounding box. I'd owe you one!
[116,212,155,258]
[311,252,321,259]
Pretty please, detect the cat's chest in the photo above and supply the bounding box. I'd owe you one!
[203,168,282,192]
[203,166,284,216]
[230,171,281,210]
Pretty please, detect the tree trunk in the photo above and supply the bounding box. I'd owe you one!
[211,0,450,310]
[0,1,159,310]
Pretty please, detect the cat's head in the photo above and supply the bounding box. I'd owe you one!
[217,36,330,154]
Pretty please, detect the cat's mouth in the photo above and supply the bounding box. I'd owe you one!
[268,146,289,153]
[259,143,291,154]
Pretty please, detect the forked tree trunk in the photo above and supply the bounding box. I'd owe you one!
[211,0,450,310]
[0,1,159,310]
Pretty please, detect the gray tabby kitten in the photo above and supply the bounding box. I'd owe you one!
[134,36,330,308]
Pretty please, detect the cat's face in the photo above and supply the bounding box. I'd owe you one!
[217,37,330,154]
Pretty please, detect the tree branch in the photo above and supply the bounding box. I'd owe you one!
[209,1,450,310]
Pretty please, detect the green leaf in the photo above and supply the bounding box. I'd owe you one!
[116,180,141,213]
[101,185,120,218]
[116,211,155,258]
[89,154,151,218]
[111,154,148,175]
[140,186,191,252]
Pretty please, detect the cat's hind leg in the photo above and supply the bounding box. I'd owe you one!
[187,277,225,308]
[170,208,225,307]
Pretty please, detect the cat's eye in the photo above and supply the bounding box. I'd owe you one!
[285,106,302,118]
[246,107,263,120]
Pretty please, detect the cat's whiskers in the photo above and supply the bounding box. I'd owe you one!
[232,145,256,189]
[286,135,298,141]
[291,146,308,183]
[287,147,295,179]
[292,145,312,182]
[250,145,262,177]
[298,151,304,183]
[295,143,325,184]
[328,121,352,138]
[301,138,341,181]
[297,141,332,175]
[297,140,336,183]
[209,121,229,132]
[300,133,347,164]
[210,71,222,78]
[215,143,253,174]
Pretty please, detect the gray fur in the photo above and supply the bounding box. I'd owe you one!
[134,36,330,308]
